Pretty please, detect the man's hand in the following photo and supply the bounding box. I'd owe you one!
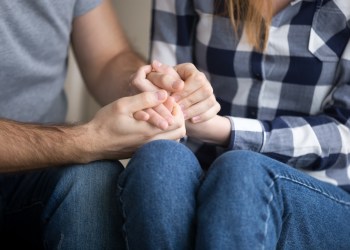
[87,90,186,160]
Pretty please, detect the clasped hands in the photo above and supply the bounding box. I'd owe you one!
[130,60,221,136]
[88,60,220,160]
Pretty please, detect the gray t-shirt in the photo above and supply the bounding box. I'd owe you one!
[0,0,101,123]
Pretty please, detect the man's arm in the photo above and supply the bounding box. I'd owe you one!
[70,0,147,105]
[71,0,181,129]
[0,119,89,172]
[0,91,185,172]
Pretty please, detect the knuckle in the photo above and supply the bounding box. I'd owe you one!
[112,100,126,113]
[130,77,143,90]
[182,63,197,74]
[194,71,207,83]
[142,93,154,106]
[206,97,217,108]
[130,76,137,87]
[186,63,196,70]
[203,84,214,96]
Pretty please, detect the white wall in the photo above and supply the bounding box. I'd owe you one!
[65,0,152,123]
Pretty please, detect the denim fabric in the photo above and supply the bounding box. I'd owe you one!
[0,160,124,250]
[118,140,203,249]
[118,140,350,250]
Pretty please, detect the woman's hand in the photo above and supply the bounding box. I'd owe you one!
[130,60,221,130]
[149,61,221,123]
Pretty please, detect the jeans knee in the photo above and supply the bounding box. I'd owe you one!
[133,140,194,162]
[209,150,274,188]
[119,140,202,193]
[127,140,200,176]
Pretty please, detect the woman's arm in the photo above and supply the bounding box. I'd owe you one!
[185,115,231,147]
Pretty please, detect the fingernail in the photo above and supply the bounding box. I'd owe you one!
[153,60,162,68]
[192,116,201,123]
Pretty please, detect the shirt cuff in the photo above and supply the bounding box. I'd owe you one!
[226,117,265,152]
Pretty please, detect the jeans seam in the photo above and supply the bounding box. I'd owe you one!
[117,184,130,250]
[263,179,275,250]
[273,175,350,207]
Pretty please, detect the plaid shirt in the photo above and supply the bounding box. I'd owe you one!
[150,0,350,191]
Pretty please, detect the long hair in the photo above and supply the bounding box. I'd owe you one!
[225,0,273,51]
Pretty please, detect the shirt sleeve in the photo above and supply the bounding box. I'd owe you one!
[73,0,102,17]
[228,43,350,187]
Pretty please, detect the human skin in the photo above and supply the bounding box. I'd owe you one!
[0,0,186,172]
[0,90,185,172]
[133,61,220,124]
[73,0,185,131]
[132,61,228,146]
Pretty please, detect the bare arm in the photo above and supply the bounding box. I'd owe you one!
[0,120,92,172]
[71,0,146,105]
[71,0,180,130]
[0,91,185,173]
[185,115,231,147]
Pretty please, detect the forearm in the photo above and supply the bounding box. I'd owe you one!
[71,0,146,106]
[87,49,145,106]
[0,119,93,172]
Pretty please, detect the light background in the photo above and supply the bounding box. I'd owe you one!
[65,0,152,123]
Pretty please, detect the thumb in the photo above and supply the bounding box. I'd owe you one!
[173,63,198,80]
[149,60,184,92]
[125,90,168,113]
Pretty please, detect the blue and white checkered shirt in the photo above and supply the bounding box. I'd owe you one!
[150,0,350,192]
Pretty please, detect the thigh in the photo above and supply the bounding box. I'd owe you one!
[196,150,350,250]
[275,170,350,249]
[0,169,68,249]
[0,160,125,249]
[42,161,125,250]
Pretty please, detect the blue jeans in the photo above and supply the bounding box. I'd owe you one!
[118,140,350,250]
[0,160,125,250]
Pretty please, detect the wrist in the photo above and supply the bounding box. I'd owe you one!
[186,115,231,146]
[68,123,99,164]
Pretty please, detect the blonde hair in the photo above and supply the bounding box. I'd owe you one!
[225,0,273,51]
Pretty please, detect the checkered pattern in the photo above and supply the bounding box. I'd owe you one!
[150,0,350,191]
